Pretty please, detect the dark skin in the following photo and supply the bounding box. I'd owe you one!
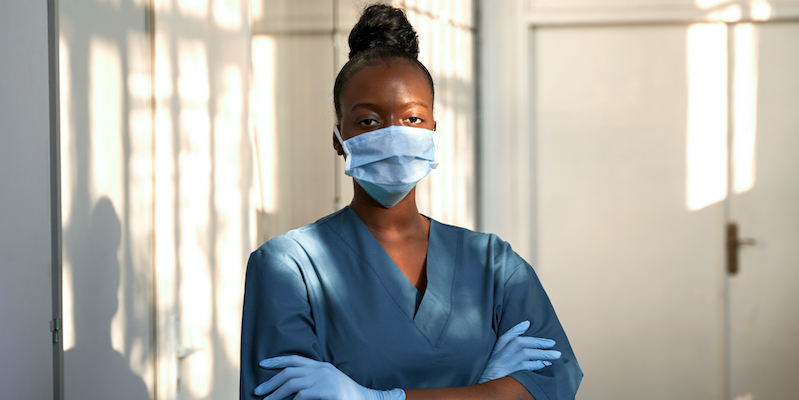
[334,60,534,400]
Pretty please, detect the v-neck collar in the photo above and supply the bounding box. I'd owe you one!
[328,207,456,347]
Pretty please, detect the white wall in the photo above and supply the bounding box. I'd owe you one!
[0,1,57,399]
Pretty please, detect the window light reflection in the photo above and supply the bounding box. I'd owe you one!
[87,44,127,363]
[711,4,743,22]
[178,39,210,104]
[153,72,175,400]
[733,23,758,194]
[125,28,157,388]
[214,65,245,365]
[155,34,173,101]
[251,0,262,20]
[177,37,214,398]
[686,23,728,211]
[178,0,208,19]
[695,0,731,8]
[214,0,241,29]
[251,37,278,214]
[89,36,124,210]
[59,35,76,351]
[751,1,773,20]
[154,0,172,13]
[186,350,213,398]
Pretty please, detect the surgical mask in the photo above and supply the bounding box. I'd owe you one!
[334,125,439,208]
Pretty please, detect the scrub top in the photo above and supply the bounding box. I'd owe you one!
[240,207,582,400]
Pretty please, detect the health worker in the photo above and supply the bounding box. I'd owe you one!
[240,4,583,400]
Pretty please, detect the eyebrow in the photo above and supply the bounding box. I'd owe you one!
[350,101,431,112]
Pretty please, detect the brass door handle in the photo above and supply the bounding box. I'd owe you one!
[727,221,756,275]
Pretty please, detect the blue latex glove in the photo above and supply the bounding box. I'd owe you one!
[478,320,562,384]
[255,355,406,400]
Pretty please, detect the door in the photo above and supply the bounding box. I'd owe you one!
[152,2,252,399]
[532,20,799,400]
[533,23,726,399]
[727,21,799,400]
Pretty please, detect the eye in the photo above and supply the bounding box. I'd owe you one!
[358,118,379,127]
[406,116,424,125]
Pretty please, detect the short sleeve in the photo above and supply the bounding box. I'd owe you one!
[499,259,583,399]
[239,239,322,400]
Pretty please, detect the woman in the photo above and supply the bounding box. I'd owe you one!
[241,4,582,399]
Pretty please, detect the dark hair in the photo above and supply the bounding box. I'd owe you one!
[333,4,435,120]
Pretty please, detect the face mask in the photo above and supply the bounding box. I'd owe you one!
[335,125,439,208]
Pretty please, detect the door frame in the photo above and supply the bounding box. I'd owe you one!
[49,0,65,396]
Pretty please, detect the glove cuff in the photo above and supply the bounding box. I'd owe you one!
[373,388,406,400]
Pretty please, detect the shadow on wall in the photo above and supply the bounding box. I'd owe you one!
[60,0,155,397]
[64,198,149,400]
[60,0,250,397]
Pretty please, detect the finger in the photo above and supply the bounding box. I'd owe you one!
[263,375,315,400]
[519,360,553,371]
[528,337,556,349]
[254,366,311,396]
[504,336,556,353]
[494,321,530,352]
[260,355,317,369]
[533,349,561,360]
[510,348,561,364]
[522,337,556,349]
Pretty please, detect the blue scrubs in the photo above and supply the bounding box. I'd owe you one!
[240,207,582,399]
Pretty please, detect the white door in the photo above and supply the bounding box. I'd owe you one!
[727,21,799,400]
[534,23,726,399]
[533,20,799,400]
[152,2,252,399]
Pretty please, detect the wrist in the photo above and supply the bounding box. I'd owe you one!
[372,388,405,400]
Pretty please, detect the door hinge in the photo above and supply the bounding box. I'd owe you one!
[50,318,62,343]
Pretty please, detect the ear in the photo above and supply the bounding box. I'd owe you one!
[433,121,437,131]
[333,126,344,156]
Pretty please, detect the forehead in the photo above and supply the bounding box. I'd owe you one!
[340,62,433,107]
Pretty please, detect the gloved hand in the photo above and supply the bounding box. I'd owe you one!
[478,320,561,384]
[255,355,405,400]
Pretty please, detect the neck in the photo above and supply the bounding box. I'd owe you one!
[348,181,425,234]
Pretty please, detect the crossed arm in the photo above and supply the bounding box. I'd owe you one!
[251,321,558,400]
[241,239,581,400]
[253,356,537,400]
[256,356,534,400]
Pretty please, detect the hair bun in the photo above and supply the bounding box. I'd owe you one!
[348,4,419,60]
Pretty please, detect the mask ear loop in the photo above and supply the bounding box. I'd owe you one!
[334,126,352,172]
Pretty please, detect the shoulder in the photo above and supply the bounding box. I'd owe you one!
[431,219,526,270]
[249,208,347,269]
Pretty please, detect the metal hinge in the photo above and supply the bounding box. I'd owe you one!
[50,318,61,343]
